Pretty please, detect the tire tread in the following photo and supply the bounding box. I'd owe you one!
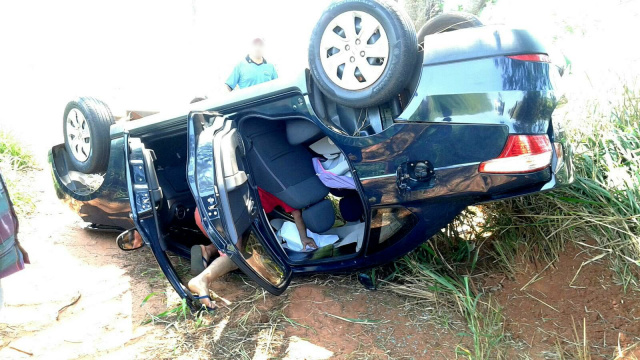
[62,97,115,174]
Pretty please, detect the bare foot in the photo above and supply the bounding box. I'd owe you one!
[133,232,143,248]
[187,275,212,308]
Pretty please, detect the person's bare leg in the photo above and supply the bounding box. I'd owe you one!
[188,255,238,308]
[201,244,218,262]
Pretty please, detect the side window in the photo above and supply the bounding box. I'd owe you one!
[366,207,417,255]
[238,229,285,287]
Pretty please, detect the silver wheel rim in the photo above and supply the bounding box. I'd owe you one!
[319,10,390,91]
[66,108,91,162]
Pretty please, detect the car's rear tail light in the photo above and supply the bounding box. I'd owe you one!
[479,135,553,174]
[507,54,551,63]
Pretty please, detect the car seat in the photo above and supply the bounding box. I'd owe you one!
[240,117,335,233]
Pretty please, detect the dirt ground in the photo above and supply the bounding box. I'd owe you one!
[1,168,639,359]
[486,244,640,359]
[0,168,466,359]
[0,167,468,359]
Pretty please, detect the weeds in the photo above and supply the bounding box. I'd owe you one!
[388,236,507,359]
[0,131,37,215]
[0,131,35,171]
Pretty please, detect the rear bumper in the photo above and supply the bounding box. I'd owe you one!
[49,140,133,230]
[549,139,574,188]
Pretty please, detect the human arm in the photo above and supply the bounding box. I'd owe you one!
[225,64,240,92]
[291,209,317,250]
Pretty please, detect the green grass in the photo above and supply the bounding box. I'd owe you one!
[0,131,37,215]
[0,131,35,171]
[388,232,508,359]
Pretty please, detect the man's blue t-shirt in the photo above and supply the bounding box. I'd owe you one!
[225,55,278,90]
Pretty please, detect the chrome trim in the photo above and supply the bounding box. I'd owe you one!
[360,173,396,180]
[434,162,481,171]
[360,162,481,181]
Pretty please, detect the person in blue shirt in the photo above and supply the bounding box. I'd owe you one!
[225,37,278,91]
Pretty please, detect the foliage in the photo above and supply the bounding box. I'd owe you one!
[0,131,35,171]
[0,131,37,215]
[401,0,490,29]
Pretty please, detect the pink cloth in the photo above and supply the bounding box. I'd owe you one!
[312,157,356,190]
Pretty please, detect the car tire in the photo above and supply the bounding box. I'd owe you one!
[417,13,483,49]
[309,0,417,108]
[63,97,115,174]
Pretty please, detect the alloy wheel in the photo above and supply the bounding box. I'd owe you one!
[66,108,91,162]
[319,11,390,91]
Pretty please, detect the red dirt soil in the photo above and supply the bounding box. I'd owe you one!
[488,243,640,359]
[282,284,461,359]
[3,168,640,359]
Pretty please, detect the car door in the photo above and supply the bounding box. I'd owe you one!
[124,134,193,300]
[187,111,292,295]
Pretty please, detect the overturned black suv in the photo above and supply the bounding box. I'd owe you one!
[49,0,573,304]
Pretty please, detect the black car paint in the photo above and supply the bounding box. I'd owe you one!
[48,27,574,296]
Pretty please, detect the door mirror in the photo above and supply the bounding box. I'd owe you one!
[116,229,144,251]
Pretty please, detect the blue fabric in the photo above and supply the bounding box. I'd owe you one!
[225,56,278,90]
[240,119,329,210]
[339,195,364,222]
[302,200,335,234]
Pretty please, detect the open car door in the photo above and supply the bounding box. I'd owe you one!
[187,112,292,295]
[124,134,194,301]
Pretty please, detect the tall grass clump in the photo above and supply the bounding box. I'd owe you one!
[387,213,508,359]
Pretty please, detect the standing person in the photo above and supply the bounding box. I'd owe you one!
[224,36,278,92]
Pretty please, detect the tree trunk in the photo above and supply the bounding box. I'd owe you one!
[465,0,489,15]
[402,0,443,30]
[401,0,489,30]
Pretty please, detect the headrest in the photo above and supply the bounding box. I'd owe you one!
[302,199,335,233]
[309,136,341,159]
[286,119,323,145]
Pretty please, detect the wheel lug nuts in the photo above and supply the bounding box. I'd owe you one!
[345,45,350,50]
[350,57,355,63]
[355,39,361,45]
[360,51,365,57]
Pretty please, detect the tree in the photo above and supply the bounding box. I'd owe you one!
[402,0,443,30]
[400,0,490,30]
[464,0,490,16]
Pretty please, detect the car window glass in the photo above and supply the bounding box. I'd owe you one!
[367,207,418,254]
[238,229,285,287]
